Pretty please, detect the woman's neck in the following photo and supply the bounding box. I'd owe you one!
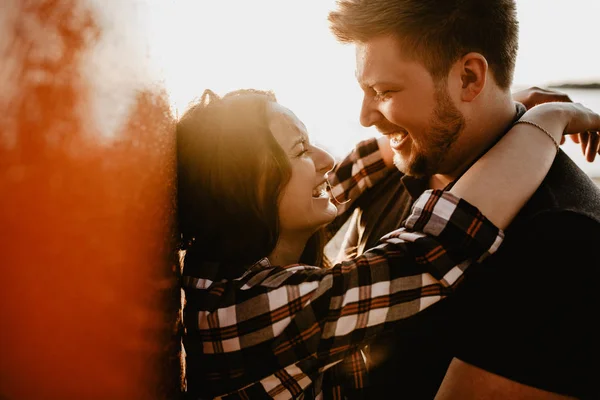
[268,235,308,266]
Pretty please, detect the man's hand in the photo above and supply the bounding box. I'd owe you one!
[512,86,572,110]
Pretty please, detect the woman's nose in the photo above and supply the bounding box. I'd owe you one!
[314,146,335,174]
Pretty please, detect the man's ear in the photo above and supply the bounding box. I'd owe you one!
[457,52,488,102]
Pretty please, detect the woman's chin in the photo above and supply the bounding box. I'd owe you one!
[309,199,336,223]
[321,202,339,225]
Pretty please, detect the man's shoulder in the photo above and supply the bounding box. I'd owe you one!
[473,150,600,285]
[515,150,600,226]
[451,154,600,397]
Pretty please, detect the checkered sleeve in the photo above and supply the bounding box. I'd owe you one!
[264,190,504,388]
[324,138,392,239]
[185,190,504,398]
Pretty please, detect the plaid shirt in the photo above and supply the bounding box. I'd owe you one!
[323,138,392,245]
[182,138,504,399]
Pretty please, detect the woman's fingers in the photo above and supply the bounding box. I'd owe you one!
[562,103,600,135]
[580,131,590,159]
[570,134,581,144]
[553,103,600,162]
[561,132,600,163]
[586,132,600,162]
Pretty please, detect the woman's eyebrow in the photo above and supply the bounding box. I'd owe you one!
[289,136,306,151]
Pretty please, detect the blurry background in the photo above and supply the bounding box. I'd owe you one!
[158,0,600,179]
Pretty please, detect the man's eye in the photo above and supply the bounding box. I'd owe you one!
[374,90,392,101]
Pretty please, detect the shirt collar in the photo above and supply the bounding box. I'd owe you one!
[401,174,430,201]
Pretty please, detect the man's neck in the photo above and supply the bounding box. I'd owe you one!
[429,95,519,190]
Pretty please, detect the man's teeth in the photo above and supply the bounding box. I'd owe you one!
[389,132,407,145]
[312,182,328,197]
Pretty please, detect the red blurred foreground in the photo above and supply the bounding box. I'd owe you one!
[0,1,178,398]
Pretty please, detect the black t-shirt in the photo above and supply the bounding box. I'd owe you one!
[337,169,419,261]
[347,151,600,399]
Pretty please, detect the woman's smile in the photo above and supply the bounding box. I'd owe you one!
[312,181,328,198]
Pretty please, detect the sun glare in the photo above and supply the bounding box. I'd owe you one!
[157,0,361,146]
[154,0,600,175]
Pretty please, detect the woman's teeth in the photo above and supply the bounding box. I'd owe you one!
[312,182,328,198]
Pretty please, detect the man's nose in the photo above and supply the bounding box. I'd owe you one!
[359,95,381,127]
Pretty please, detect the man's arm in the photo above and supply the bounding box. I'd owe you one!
[436,359,578,400]
[511,86,572,110]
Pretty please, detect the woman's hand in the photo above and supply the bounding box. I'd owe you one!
[567,131,600,163]
[522,102,600,162]
[558,103,600,162]
[512,86,600,162]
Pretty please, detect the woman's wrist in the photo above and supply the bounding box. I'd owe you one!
[512,120,560,153]
[519,103,569,144]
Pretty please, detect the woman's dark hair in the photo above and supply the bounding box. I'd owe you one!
[176,89,327,271]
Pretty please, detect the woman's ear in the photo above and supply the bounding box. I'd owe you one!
[458,52,488,102]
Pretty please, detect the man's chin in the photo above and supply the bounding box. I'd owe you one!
[392,154,405,173]
[393,153,430,178]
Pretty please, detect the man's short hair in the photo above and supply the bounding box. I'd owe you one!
[328,0,519,89]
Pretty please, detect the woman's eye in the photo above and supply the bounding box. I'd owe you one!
[296,143,309,157]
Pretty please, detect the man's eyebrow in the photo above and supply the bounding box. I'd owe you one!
[373,80,402,87]
[361,79,402,90]
[355,70,403,89]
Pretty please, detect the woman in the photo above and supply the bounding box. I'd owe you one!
[176,88,600,399]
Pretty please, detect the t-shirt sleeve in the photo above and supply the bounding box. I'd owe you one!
[453,211,600,398]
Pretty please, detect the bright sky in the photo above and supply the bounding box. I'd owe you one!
[514,0,600,87]
[160,0,600,103]
[154,0,600,173]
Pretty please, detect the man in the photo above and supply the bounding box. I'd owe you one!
[326,0,600,398]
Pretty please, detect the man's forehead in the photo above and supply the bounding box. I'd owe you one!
[354,39,408,84]
[354,60,406,88]
[354,39,428,87]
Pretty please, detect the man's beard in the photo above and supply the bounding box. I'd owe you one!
[397,86,465,178]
